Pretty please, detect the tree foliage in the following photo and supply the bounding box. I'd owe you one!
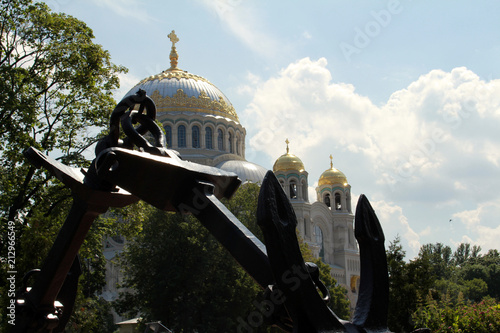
[0,0,127,330]
[413,295,500,332]
[115,195,262,332]
[0,0,126,222]
[386,237,500,332]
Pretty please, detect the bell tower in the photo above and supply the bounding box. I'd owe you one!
[316,155,352,213]
[272,139,313,243]
[272,143,361,312]
[272,139,309,202]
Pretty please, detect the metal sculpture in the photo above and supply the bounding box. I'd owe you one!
[15,90,404,332]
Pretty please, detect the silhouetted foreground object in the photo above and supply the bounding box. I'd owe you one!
[352,194,389,331]
[15,91,427,332]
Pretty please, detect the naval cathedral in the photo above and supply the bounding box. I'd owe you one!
[102,31,360,320]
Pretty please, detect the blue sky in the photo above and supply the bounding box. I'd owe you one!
[50,0,500,258]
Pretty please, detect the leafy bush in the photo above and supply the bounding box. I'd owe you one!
[412,294,500,332]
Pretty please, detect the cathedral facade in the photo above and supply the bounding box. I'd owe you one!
[273,146,360,308]
[102,31,360,319]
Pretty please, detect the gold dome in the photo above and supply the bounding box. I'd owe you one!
[273,139,305,172]
[318,155,348,186]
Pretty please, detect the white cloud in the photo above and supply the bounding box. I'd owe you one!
[246,57,375,158]
[370,200,421,255]
[482,140,500,167]
[242,58,500,257]
[453,200,500,252]
[302,31,312,39]
[237,72,263,96]
[244,59,500,195]
[114,72,142,101]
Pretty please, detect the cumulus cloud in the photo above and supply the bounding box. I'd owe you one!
[453,200,500,252]
[242,57,500,257]
[370,200,421,255]
[247,57,375,157]
[245,59,500,194]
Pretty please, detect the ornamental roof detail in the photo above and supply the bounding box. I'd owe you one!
[148,88,239,122]
[136,70,212,86]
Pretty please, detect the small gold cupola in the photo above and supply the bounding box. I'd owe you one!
[273,139,305,172]
[318,155,348,186]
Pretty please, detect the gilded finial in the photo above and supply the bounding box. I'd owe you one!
[285,138,290,154]
[329,154,333,168]
[167,30,179,70]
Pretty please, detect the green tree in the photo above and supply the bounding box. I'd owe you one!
[460,248,500,300]
[0,0,126,222]
[115,207,262,332]
[0,0,126,330]
[386,237,439,332]
[452,243,481,267]
[386,236,415,332]
[387,240,500,332]
[115,184,265,332]
[413,295,500,332]
[419,243,453,279]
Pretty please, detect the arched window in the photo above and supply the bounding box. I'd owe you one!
[228,132,233,153]
[315,226,324,259]
[164,125,172,148]
[289,180,297,199]
[236,137,240,155]
[324,193,331,207]
[178,125,186,148]
[192,125,200,148]
[335,193,341,210]
[217,129,224,151]
[205,127,213,149]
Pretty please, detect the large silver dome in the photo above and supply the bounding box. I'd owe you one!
[123,69,239,123]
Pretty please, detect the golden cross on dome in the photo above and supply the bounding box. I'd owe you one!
[285,138,290,154]
[168,30,179,47]
[167,30,179,70]
[329,154,333,168]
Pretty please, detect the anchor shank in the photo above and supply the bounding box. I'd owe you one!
[175,181,275,289]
